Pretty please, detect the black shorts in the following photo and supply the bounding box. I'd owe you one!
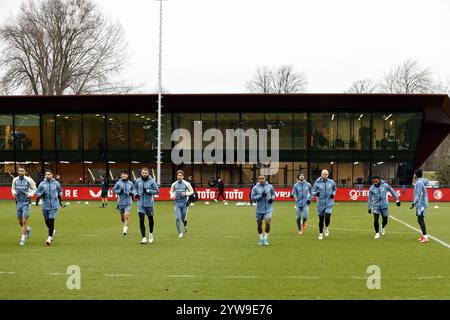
[101,191,108,198]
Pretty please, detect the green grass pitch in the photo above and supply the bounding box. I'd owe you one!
[0,200,449,300]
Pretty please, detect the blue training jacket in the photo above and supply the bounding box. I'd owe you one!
[134,177,159,208]
[312,177,336,214]
[112,179,135,207]
[251,182,276,215]
[292,181,312,208]
[36,178,62,211]
[368,180,399,211]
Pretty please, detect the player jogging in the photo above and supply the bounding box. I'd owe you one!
[368,176,401,239]
[35,170,63,246]
[291,173,312,235]
[312,169,336,240]
[112,170,135,235]
[134,168,159,244]
[170,170,194,238]
[251,174,276,246]
[11,167,37,246]
[411,169,430,243]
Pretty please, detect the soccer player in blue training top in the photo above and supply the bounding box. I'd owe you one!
[134,168,159,244]
[368,175,400,239]
[35,170,63,246]
[112,170,135,235]
[11,167,37,246]
[411,169,430,243]
[312,169,337,240]
[169,170,194,238]
[290,173,312,236]
[251,174,276,246]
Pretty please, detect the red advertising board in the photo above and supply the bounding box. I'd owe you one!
[1,186,450,202]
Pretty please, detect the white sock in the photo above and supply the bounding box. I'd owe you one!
[423,235,428,239]
[264,233,269,240]
[21,235,26,241]
[259,234,263,240]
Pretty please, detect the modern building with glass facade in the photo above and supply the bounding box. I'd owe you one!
[0,94,449,187]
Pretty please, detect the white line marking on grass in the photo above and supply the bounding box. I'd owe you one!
[167,275,194,278]
[48,273,65,276]
[103,274,133,277]
[390,215,450,249]
[226,275,258,279]
[0,272,15,275]
[287,276,320,280]
[332,227,409,234]
[417,276,444,280]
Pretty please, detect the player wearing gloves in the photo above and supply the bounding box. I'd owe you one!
[368,176,400,239]
[312,169,337,240]
[134,168,159,244]
[251,174,276,246]
[35,170,63,246]
[410,169,430,243]
[290,173,312,235]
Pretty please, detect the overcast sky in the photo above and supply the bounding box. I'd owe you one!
[0,0,449,93]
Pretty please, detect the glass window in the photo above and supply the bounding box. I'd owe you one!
[268,161,293,187]
[292,162,308,183]
[42,114,55,151]
[16,162,43,184]
[56,114,82,151]
[173,113,201,163]
[293,113,308,150]
[309,162,335,181]
[265,113,292,150]
[0,161,15,185]
[216,164,240,186]
[336,163,353,186]
[242,163,256,187]
[84,161,108,184]
[83,114,106,163]
[353,162,371,185]
[372,162,396,185]
[56,161,82,185]
[106,114,129,152]
[14,114,40,151]
[130,162,156,180]
[396,113,422,151]
[161,113,172,150]
[241,113,264,154]
[55,114,83,185]
[311,113,337,150]
[373,113,396,151]
[217,113,240,157]
[0,115,14,152]
[337,113,351,150]
[130,113,157,151]
[353,113,371,150]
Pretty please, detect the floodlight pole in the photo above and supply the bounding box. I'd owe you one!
[156,0,165,186]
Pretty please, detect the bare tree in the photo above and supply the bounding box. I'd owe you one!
[246,65,308,93]
[345,78,377,93]
[346,78,377,93]
[380,58,438,94]
[0,0,131,95]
